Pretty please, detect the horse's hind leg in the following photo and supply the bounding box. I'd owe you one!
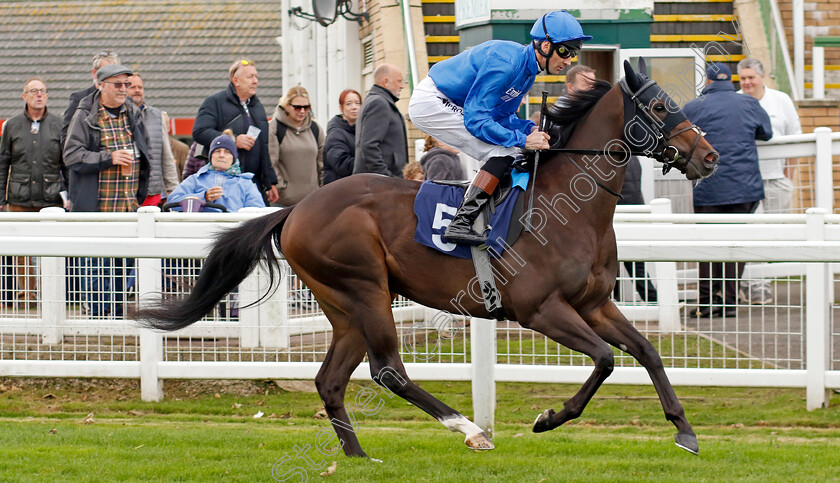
[524,295,617,432]
[355,297,494,451]
[313,309,368,457]
[586,300,699,455]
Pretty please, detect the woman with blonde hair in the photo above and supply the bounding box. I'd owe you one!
[268,86,325,206]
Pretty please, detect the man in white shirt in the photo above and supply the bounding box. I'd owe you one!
[737,58,802,212]
[737,58,802,304]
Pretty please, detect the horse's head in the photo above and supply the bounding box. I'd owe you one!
[621,59,719,180]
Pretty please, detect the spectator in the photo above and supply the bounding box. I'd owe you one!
[268,86,325,206]
[419,135,466,181]
[354,64,408,177]
[613,156,658,302]
[564,64,596,95]
[62,50,119,147]
[127,73,179,206]
[0,77,65,308]
[167,131,266,212]
[566,66,658,302]
[324,89,362,184]
[409,11,589,245]
[64,64,152,317]
[683,62,772,318]
[169,135,190,181]
[182,142,207,180]
[737,58,803,305]
[403,161,425,181]
[192,58,279,204]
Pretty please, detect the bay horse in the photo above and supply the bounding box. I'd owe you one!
[134,61,718,456]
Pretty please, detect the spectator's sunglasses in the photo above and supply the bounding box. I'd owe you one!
[291,104,311,111]
[102,81,132,89]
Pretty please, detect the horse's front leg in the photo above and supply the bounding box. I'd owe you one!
[585,299,699,455]
[522,294,616,432]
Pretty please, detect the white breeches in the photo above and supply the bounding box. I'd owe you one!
[408,76,520,163]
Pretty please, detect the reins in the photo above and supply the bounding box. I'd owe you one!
[564,154,623,199]
[528,74,708,202]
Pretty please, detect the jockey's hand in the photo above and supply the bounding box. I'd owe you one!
[525,129,550,151]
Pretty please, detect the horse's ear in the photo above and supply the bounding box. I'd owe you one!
[623,60,640,90]
[623,60,635,80]
[637,57,648,77]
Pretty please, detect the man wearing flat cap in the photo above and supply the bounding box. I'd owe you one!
[683,62,773,319]
[63,63,152,317]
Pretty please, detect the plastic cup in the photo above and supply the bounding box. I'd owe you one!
[120,153,133,176]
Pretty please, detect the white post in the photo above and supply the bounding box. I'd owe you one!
[639,156,655,206]
[793,0,805,98]
[137,207,163,401]
[140,329,164,401]
[238,266,261,348]
[650,199,680,333]
[470,317,496,437]
[259,259,290,349]
[805,208,831,410]
[40,256,66,345]
[813,46,825,100]
[814,127,833,212]
[39,207,66,344]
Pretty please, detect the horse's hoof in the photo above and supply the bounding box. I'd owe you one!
[674,432,699,455]
[465,431,495,451]
[532,409,554,433]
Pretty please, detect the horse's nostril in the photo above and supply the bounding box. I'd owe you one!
[704,152,719,166]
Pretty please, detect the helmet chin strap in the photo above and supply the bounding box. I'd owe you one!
[533,41,553,74]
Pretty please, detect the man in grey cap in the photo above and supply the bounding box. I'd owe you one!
[64,63,151,317]
[62,50,120,148]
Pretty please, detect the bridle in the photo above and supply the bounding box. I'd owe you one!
[618,77,706,175]
[543,76,707,177]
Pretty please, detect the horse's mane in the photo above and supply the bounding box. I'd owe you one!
[542,79,613,148]
[544,79,613,126]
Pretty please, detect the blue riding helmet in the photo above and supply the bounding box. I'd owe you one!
[530,11,593,45]
[530,11,592,64]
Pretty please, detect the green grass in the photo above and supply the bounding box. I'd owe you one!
[0,379,839,481]
[403,329,776,369]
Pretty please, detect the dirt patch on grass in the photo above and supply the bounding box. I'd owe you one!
[0,378,281,400]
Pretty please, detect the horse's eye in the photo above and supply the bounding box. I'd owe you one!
[654,104,666,112]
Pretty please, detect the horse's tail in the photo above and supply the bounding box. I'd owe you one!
[133,207,294,331]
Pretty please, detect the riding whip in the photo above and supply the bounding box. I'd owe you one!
[525,91,548,232]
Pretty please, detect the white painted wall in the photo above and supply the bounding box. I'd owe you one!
[280,0,364,123]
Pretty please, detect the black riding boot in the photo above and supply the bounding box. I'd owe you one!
[442,185,492,245]
[443,163,507,245]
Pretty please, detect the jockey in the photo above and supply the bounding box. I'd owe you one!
[409,11,592,245]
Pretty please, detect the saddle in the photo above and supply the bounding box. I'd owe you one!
[431,170,526,247]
